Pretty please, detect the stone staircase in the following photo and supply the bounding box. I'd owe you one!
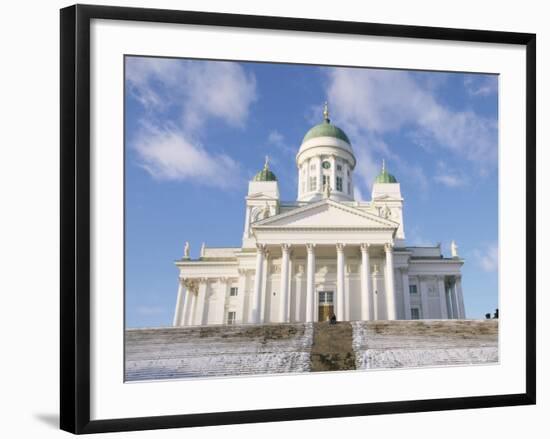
[352,320,499,369]
[125,323,314,381]
[125,319,498,381]
[310,322,356,372]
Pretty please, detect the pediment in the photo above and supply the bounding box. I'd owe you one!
[253,199,398,229]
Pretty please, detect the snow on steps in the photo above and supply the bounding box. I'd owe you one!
[125,323,314,381]
[125,320,498,381]
[351,320,499,369]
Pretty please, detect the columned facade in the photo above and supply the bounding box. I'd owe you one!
[173,104,466,326]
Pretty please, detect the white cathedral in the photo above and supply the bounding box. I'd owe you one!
[172,104,465,327]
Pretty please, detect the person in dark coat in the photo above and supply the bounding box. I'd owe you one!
[330,313,337,325]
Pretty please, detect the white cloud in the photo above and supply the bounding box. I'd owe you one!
[434,161,468,188]
[474,243,499,272]
[134,122,241,188]
[326,68,498,165]
[127,57,257,131]
[434,174,466,187]
[464,75,498,97]
[268,130,284,146]
[126,57,257,184]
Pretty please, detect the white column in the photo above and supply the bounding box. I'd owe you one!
[236,270,247,324]
[419,277,429,319]
[279,244,291,322]
[195,278,208,325]
[287,256,293,321]
[186,291,196,326]
[219,277,230,324]
[445,282,454,319]
[261,251,269,323]
[173,279,185,326]
[401,269,412,320]
[251,244,265,324]
[360,244,372,321]
[384,243,397,320]
[345,265,351,321]
[181,281,193,325]
[372,266,381,320]
[455,276,465,319]
[306,244,316,322]
[437,277,448,319]
[295,265,303,322]
[336,243,346,321]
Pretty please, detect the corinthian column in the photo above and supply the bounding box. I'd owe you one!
[360,244,372,320]
[336,243,346,321]
[401,269,412,320]
[173,278,185,327]
[384,243,397,320]
[251,244,265,324]
[454,276,465,319]
[279,244,291,322]
[195,278,208,325]
[306,244,316,322]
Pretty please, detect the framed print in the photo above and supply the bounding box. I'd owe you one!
[60,4,536,434]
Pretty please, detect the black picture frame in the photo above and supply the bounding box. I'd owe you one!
[60,4,536,434]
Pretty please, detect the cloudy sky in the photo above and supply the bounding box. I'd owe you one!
[125,56,499,328]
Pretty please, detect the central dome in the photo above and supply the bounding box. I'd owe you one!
[297,103,355,163]
[296,102,356,203]
[302,120,351,144]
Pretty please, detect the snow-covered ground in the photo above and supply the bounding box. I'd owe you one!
[125,323,314,381]
[125,320,498,381]
[351,320,498,370]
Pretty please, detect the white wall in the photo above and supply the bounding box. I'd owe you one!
[0,0,546,438]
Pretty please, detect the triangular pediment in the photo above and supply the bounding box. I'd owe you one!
[253,199,398,229]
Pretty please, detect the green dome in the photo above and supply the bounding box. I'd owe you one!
[374,161,398,183]
[253,158,277,182]
[302,120,351,144]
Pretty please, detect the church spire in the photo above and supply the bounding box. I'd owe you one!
[323,101,330,123]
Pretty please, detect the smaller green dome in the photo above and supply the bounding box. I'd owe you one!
[253,156,277,182]
[374,160,398,183]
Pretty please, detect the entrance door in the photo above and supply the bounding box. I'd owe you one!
[318,291,334,322]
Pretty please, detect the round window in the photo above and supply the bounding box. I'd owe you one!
[322,161,331,169]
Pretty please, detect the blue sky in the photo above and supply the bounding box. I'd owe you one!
[125,56,499,328]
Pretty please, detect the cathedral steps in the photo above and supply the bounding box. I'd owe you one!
[125,323,314,381]
[351,320,499,369]
[310,322,356,372]
[125,320,498,381]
